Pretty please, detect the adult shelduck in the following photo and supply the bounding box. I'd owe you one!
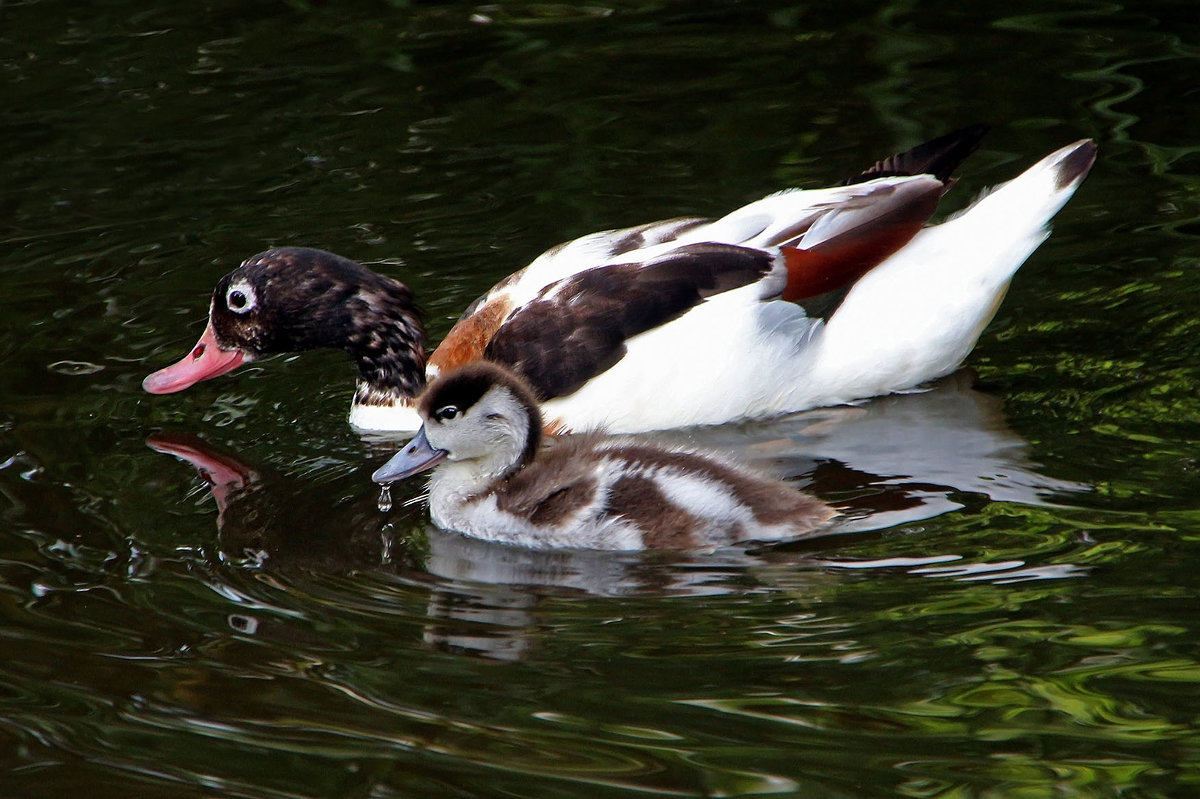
[143,126,1097,434]
[371,361,834,550]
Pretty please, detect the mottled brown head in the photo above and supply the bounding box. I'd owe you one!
[211,247,426,398]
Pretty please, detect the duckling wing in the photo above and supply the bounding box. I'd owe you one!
[492,449,606,529]
[483,242,776,401]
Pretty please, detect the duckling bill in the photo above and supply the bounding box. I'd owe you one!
[373,362,835,551]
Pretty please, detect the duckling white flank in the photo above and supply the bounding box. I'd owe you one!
[373,362,834,551]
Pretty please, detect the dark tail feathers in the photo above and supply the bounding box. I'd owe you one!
[840,123,990,186]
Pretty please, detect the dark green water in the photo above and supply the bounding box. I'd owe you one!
[3,0,1200,796]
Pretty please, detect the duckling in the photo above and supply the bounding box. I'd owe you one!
[372,362,835,551]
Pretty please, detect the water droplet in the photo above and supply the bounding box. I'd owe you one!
[380,523,394,563]
[377,485,392,513]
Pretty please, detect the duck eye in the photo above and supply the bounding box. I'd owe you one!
[434,405,459,422]
[225,281,256,314]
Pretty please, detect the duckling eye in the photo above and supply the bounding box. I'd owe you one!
[434,405,459,422]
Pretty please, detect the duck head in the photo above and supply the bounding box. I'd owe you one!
[143,247,426,402]
[373,362,542,486]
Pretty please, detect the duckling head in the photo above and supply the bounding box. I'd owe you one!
[373,362,542,486]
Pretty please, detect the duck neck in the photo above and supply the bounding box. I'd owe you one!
[346,313,427,406]
[351,349,426,407]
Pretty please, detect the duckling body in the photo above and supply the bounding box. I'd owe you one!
[372,362,834,551]
[143,128,1097,434]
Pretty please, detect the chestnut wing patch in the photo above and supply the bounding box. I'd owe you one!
[484,243,774,401]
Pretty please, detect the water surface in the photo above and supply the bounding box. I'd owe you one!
[3,0,1200,796]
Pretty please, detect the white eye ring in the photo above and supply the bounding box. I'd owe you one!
[226,280,257,314]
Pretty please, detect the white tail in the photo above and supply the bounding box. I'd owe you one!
[810,139,1097,401]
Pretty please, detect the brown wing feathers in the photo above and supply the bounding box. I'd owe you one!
[484,243,775,401]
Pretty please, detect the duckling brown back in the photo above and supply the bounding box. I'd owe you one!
[490,433,834,550]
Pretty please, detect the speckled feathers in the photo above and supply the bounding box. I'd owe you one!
[210,247,426,402]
